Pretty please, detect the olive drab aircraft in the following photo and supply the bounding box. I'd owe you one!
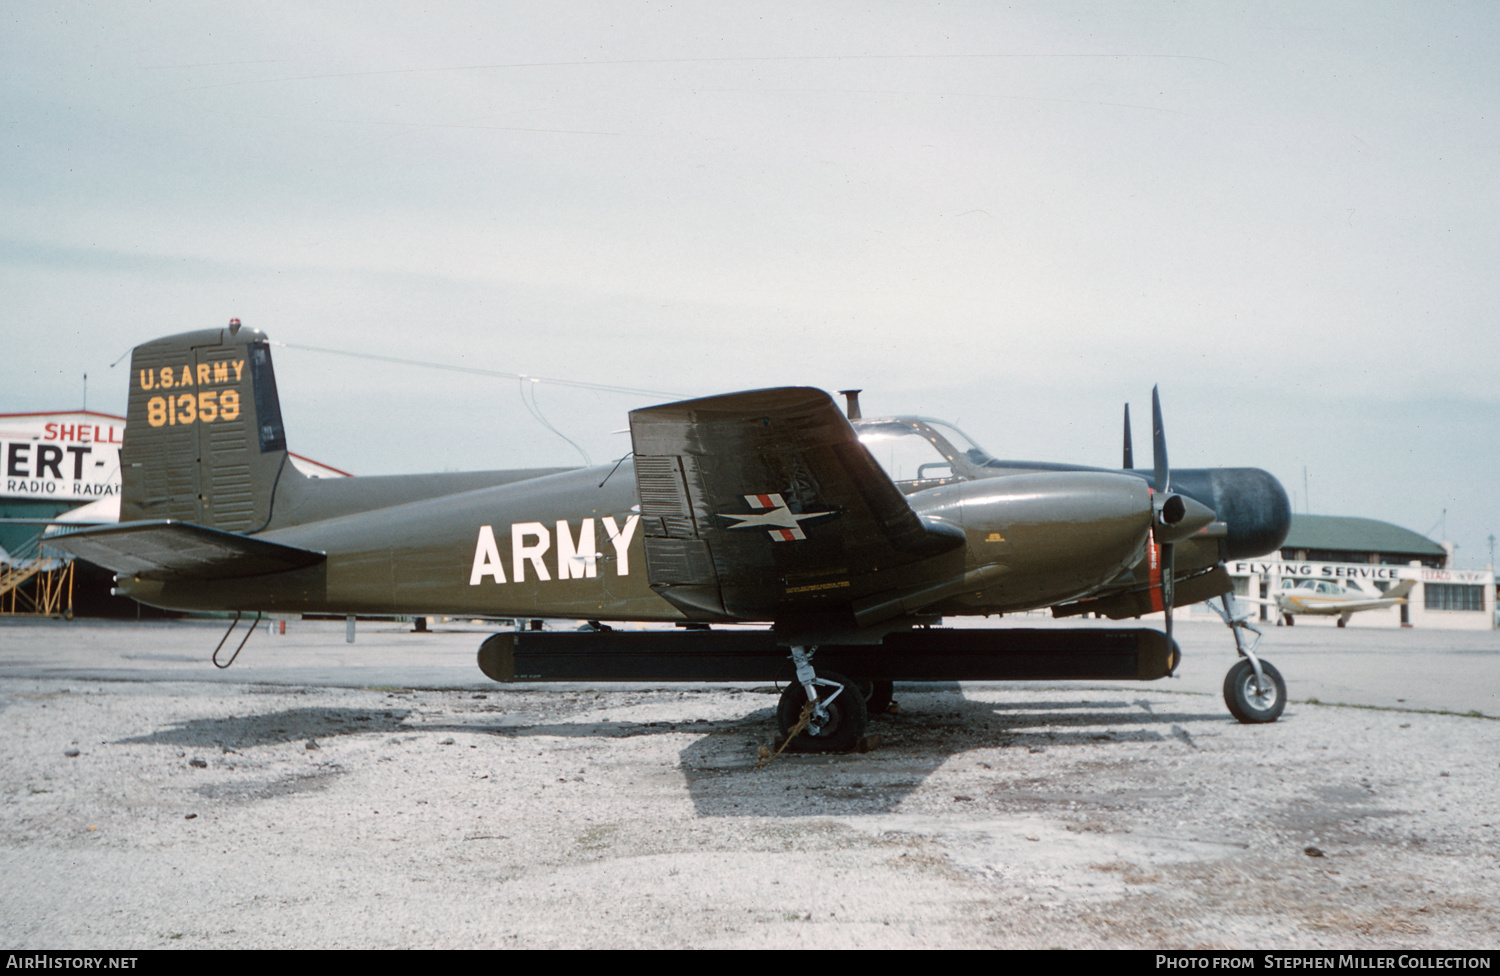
[52,322,1294,751]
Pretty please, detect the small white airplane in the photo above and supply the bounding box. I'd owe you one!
[1248,577,1416,627]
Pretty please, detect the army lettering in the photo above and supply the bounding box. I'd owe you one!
[138,360,245,428]
[556,518,596,580]
[470,515,639,585]
[138,360,244,391]
[512,522,551,581]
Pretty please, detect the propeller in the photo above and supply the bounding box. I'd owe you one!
[1128,389,1212,648]
[1151,386,1176,649]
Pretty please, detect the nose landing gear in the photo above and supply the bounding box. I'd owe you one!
[1223,657,1286,723]
[1211,592,1287,724]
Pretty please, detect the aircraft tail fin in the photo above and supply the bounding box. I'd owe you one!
[1385,578,1417,601]
[122,322,302,533]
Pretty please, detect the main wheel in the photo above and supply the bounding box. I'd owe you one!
[857,679,895,716]
[777,671,868,753]
[1223,658,1286,724]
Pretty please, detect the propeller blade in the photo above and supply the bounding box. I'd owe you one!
[1151,385,1169,494]
[1150,387,1175,648]
[1122,403,1134,469]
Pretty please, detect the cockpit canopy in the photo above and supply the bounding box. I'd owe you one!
[1283,579,1346,594]
[853,417,993,491]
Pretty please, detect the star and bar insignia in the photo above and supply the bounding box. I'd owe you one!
[719,493,838,542]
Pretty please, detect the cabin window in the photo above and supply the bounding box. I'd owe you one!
[924,421,994,465]
[857,423,954,484]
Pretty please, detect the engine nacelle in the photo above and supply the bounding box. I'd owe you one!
[912,471,1156,610]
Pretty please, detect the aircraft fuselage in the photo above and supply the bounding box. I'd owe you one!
[118,459,1214,624]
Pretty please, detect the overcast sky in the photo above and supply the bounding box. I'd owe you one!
[4,2,1497,567]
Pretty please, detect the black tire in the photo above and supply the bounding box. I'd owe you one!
[777,671,868,753]
[1223,658,1286,724]
[863,679,895,717]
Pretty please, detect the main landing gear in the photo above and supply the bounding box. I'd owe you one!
[861,679,896,717]
[1210,593,1286,723]
[773,592,1288,747]
[775,646,870,752]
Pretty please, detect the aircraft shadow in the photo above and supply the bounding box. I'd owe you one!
[113,706,414,749]
[678,688,1234,818]
[107,691,1231,819]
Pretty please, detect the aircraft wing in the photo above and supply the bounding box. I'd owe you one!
[629,387,964,618]
[46,520,326,581]
[1322,597,1408,613]
[1053,566,1234,620]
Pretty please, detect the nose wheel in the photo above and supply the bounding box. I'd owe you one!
[1223,658,1286,723]
[1211,590,1287,724]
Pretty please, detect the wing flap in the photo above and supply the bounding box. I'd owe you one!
[47,520,326,581]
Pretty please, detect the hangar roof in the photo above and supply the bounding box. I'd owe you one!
[1284,515,1445,558]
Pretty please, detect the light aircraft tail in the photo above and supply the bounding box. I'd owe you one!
[1384,578,1416,601]
[122,320,299,533]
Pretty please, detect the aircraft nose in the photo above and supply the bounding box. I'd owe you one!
[1170,467,1291,559]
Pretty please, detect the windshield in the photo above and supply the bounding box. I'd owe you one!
[924,421,993,465]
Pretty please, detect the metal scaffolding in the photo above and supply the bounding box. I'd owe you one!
[0,536,75,617]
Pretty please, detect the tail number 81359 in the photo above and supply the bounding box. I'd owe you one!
[145,390,242,427]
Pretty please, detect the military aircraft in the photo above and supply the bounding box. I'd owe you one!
[1250,577,1416,627]
[51,322,1293,751]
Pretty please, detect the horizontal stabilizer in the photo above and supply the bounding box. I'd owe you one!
[47,520,326,581]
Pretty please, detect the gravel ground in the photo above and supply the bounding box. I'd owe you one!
[2,618,1498,949]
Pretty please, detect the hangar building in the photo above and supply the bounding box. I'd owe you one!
[1,410,346,616]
